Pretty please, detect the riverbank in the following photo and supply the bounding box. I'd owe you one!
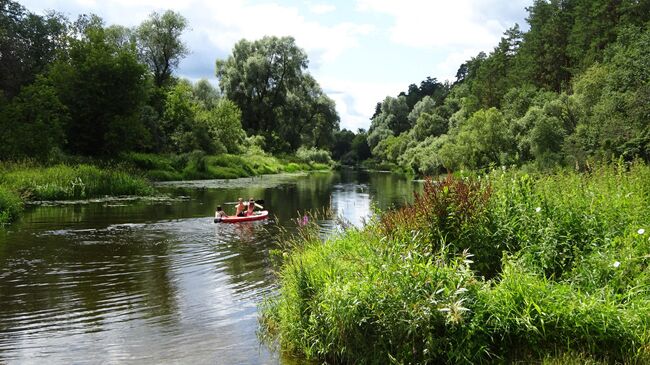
[261,162,650,363]
[122,152,330,181]
[0,163,155,224]
[0,152,331,225]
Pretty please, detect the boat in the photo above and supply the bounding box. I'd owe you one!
[214,210,269,223]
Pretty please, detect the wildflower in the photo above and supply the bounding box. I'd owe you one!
[297,215,309,226]
[638,228,645,235]
[535,207,541,213]
[613,261,621,268]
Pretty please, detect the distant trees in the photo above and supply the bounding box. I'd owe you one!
[216,36,339,153]
[48,17,150,155]
[0,0,68,99]
[136,10,189,89]
[363,0,650,174]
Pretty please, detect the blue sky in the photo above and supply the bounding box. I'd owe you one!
[21,0,531,131]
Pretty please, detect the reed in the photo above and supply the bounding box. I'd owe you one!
[261,162,650,364]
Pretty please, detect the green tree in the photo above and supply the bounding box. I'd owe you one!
[331,129,355,161]
[0,0,68,98]
[439,108,514,170]
[199,98,245,154]
[48,17,150,156]
[216,36,338,152]
[0,77,69,159]
[193,79,220,109]
[136,10,189,88]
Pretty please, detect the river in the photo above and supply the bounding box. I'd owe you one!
[0,170,418,364]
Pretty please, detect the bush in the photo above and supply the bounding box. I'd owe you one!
[295,147,333,165]
[0,186,23,224]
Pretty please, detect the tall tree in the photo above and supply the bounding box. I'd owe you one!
[136,10,189,88]
[0,0,68,98]
[216,36,338,152]
[48,17,149,156]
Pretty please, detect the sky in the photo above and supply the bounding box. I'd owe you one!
[21,0,531,131]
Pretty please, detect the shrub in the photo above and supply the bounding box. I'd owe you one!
[0,186,23,224]
[295,147,333,165]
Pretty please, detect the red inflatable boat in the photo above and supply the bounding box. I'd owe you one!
[214,210,269,223]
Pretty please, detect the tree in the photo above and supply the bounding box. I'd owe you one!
[49,17,150,156]
[136,10,189,88]
[0,77,68,160]
[439,108,515,170]
[216,36,338,152]
[199,99,245,154]
[0,0,68,98]
[331,129,355,161]
[193,79,220,109]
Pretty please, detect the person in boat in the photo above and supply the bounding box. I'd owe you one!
[235,198,247,217]
[246,198,256,216]
[215,206,227,219]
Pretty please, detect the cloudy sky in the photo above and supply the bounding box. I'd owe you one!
[22,0,531,131]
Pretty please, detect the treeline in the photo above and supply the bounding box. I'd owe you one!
[362,0,650,174]
[0,0,339,161]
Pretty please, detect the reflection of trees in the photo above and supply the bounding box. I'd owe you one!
[0,228,180,340]
[368,172,420,211]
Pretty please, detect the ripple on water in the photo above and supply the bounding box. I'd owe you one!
[0,216,278,364]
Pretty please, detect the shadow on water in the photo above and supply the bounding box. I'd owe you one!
[0,171,418,364]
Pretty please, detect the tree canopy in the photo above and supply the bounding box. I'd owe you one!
[216,36,339,153]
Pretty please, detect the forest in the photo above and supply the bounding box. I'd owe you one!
[334,0,650,174]
[0,0,340,160]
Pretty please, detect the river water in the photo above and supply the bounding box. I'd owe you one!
[0,170,418,364]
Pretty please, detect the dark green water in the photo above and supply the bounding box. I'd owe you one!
[0,170,418,364]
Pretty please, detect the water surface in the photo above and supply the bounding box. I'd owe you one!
[0,170,418,364]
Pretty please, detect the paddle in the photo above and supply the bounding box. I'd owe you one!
[224,199,265,206]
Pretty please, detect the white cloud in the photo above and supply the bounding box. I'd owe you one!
[309,3,336,14]
[320,77,405,131]
[356,0,515,50]
[201,1,373,64]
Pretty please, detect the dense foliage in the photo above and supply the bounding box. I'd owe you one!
[216,36,340,153]
[0,1,339,160]
[364,0,650,174]
[262,163,650,363]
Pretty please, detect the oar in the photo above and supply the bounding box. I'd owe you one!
[224,199,265,205]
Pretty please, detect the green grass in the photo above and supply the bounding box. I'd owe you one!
[0,186,23,224]
[122,152,332,181]
[0,162,155,225]
[0,164,154,201]
[261,162,650,364]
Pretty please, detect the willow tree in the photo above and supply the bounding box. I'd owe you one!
[216,36,338,152]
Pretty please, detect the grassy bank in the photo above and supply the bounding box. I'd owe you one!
[261,163,650,363]
[123,152,330,181]
[0,151,332,224]
[0,163,155,224]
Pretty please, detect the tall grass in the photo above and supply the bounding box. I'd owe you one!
[122,151,331,181]
[0,164,154,201]
[0,186,22,224]
[261,162,650,364]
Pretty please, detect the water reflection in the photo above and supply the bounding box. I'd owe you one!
[0,171,418,364]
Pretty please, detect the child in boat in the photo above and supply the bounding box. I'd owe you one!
[235,198,246,217]
[215,206,227,219]
[246,198,256,216]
